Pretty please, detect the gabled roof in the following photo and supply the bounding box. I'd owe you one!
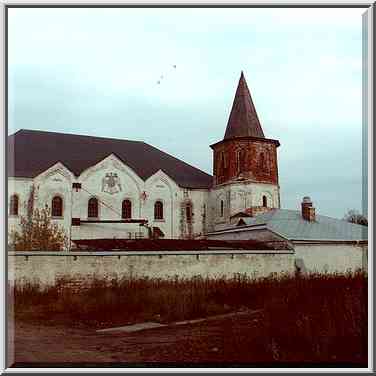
[224,71,265,140]
[8,129,213,189]
[235,209,368,242]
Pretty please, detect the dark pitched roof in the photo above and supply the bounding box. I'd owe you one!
[224,71,265,140]
[8,129,213,189]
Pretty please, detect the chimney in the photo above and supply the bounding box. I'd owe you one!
[301,196,316,222]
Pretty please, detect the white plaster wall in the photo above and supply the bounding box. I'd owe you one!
[34,163,74,243]
[8,252,295,288]
[8,155,210,243]
[176,189,209,238]
[144,171,177,238]
[294,244,366,274]
[8,178,34,236]
[208,181,279,231]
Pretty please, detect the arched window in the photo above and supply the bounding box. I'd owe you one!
[122,199,132,219]
[51,196,63,217]
[220,200,224,217]
[186,203,192,222]
[154,201,164,220]
[88,197,99,218]
[9,194,19,216]
[262,195,268,208]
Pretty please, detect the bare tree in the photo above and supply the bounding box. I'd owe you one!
[9,186,68,251]
[343,209,368,226]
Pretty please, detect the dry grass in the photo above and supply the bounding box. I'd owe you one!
[12,271,367,363]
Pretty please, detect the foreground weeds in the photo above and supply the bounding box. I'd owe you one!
[11,271,367,363]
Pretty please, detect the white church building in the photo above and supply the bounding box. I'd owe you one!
[8,72,367,263]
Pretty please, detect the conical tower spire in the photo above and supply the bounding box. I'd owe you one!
[224,71,265,140]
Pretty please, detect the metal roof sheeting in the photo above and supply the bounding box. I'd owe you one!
[237,209,368,241]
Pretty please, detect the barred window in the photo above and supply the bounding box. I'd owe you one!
[51,196,63,217]
[154,201,163,220]
[88,197,99,218]
[9,195,19,216]
[122,199,132,219]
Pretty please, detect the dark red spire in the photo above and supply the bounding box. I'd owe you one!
[224,71,265,140]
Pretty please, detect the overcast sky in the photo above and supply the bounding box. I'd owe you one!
[8,7,366,219]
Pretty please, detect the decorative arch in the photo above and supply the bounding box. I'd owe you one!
[35,162,73,183]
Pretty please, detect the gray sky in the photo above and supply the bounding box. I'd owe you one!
[8,7,366,219]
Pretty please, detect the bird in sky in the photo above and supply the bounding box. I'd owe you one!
[156,65,177,85]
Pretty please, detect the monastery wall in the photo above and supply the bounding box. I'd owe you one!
[293,243,367,274]
[8,251,295,289]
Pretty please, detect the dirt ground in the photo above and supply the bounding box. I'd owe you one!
[11,310,273,366]
[10,309,366,368]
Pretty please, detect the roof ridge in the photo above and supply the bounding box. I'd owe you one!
[9,128,213,188]
[14,128,144,144]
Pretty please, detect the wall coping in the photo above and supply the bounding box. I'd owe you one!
[8,250,295,256]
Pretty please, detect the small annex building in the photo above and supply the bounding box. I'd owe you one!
[207,197,368,274]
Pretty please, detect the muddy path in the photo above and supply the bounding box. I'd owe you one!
[12,310,265,366]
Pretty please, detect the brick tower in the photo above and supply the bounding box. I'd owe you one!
[209,72,281,228]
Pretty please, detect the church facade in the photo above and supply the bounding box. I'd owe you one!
[8,72,281,246]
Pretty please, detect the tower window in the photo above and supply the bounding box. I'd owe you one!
[154,201,164,220]
[262,195,268,208]
[88,197,99,218]
[218,151,226,175]
[122,199,132,219]
[259,152,267,170]
[51,196,63,217]
[9,194,19,216]
[236,149,246,174]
